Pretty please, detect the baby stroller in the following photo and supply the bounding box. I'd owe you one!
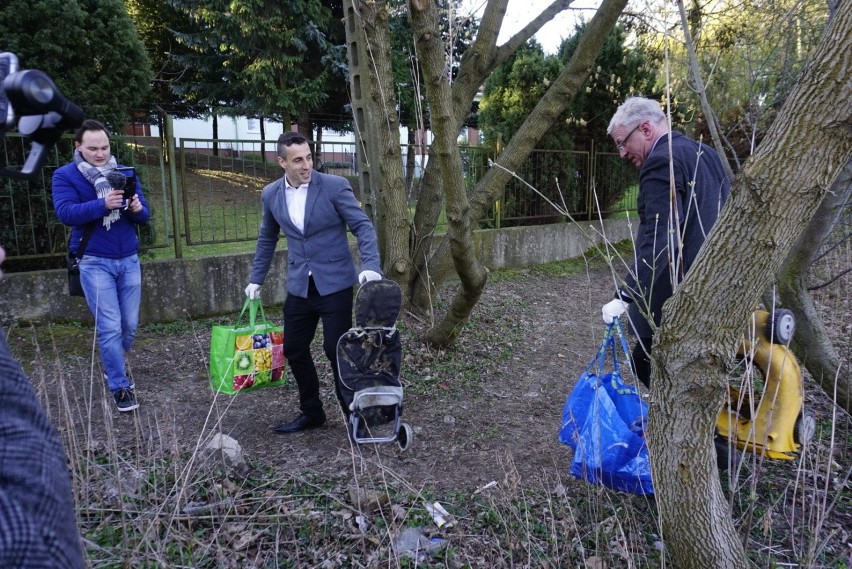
[336,279,413,450]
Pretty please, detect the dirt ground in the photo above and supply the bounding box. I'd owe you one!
[29,268,604,493]
[19,263,849,499]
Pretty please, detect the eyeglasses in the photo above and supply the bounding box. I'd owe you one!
[615,124,642,152]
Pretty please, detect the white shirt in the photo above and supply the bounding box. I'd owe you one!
[285,179,308,233]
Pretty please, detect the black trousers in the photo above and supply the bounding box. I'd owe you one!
[631,336,653,389]
[283,278,353,418]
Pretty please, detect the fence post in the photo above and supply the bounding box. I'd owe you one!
[587,139,596,221]
[163,113,183,259]
[495,138,502,229]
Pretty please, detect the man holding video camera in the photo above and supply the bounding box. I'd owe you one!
[52,119,150,412]
[1,50,86,564]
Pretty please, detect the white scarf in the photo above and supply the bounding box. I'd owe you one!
[75,151,120,230]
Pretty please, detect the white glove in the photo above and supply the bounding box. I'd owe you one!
[358,270,382,284]
[602,298,629,324]
[245,283,261,300]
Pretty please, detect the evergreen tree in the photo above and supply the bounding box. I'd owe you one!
[559,22,658,146]
[126,0,206,119]
[478,41,573,221]
[479,40,565,150]
[307,0,352,136]
[479,25,656,215]
[479,24,656,152]
[168,0,244,125]
[170,0,331,126]
[0,0,152,129]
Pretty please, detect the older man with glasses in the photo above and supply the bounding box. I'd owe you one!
[601,96,732,391]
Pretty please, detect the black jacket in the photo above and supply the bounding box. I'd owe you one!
[622,131,731,338]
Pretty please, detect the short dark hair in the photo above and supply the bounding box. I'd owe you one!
[74,119,110,143]
[277,131,308,158]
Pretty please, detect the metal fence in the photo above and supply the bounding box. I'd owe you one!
[0,133,638,269]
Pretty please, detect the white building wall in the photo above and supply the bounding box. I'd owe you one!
[150,115,427,146]
[149,116,433,176]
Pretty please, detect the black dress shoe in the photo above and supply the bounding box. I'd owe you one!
[273,413,326,434]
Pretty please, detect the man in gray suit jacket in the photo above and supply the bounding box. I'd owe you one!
[600,97,731,388]
[246,131,383,434]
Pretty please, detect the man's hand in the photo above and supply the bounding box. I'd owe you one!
[245,283,261,299]
[358,270,381,284]
[104,189,125,210]
[125,194,143,213]
[602,298,629,324]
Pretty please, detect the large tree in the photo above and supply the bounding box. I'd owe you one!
[126,0,208,120]
[306,0,353,141]
[648,1,852,564]
[664,0,850,416]
[634,0,829,165]
[558,22,658,146]
[346,0,607,332]
[479,40,565,150]
[388,1,478,191]
[170,0,333,131]
[413,0,628,343]
[0,0,151,129]
[774,161,852,412]
[350,0,850,565]
[478,23,658,217]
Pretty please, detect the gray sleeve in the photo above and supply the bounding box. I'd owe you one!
[0,334,85,568]
[249,184,282,285]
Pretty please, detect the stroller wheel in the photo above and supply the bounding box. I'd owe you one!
[397,422,413,451]
[767,309,796,344]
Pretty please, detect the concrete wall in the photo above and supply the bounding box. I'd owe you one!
[0,219,630,325]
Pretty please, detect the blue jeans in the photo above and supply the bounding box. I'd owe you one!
[79,254,141,392]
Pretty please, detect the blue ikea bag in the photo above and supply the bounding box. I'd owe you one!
[558,318,654,494]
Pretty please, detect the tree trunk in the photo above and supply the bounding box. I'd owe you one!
[316,128,323,171]
[413,0,629,340]
[297,117,313,146]
[405,127,416,194]
[409,150,444,311]
[651,2,852,565]
[212,110,219,157]
[775,158,852,413]
[409,0,488,345]
[408,0,577,312]
[353,0,413,289]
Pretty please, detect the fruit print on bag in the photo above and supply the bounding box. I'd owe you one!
[235,335,253,351]
[255,347,272,371]
[229,331,285,391]
[254,370,272,387]
[209,299,287,395]
[234,350,254,374]
[233,374,255,390]
[270,337,285,382]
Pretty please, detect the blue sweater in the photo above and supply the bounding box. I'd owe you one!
[52,162,151,258]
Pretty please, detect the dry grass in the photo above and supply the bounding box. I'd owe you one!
[10,245,851,567]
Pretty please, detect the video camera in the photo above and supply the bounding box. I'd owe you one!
[0,52,84,180]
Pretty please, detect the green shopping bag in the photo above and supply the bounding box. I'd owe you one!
[209,298,286,394]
